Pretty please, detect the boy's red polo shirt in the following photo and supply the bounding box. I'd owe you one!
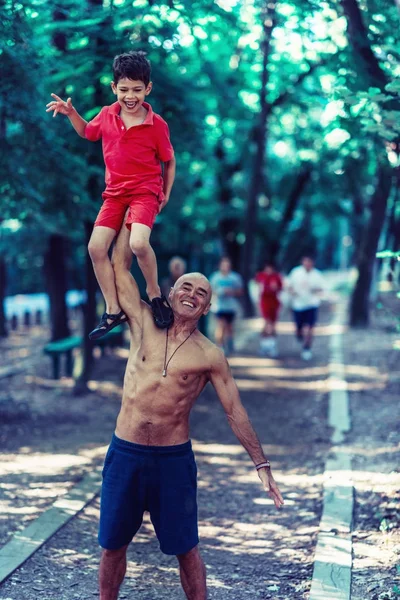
[85,101,174,198]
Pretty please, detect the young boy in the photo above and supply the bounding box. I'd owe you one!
[255,261,283,357]
[46,51,175,339]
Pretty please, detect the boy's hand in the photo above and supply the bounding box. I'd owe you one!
[46,94,74,118]
[158,197,169,214]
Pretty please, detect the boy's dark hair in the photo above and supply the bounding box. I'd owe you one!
[112,51,151,85]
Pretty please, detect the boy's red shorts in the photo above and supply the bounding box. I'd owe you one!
[260,297,280,322]
[94,192,161,232]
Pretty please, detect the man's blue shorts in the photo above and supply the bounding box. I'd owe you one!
[99,434,199,555]
[293,307,318,329]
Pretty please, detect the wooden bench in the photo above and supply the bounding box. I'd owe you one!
[43,326,126,378]
[44,336,82,379]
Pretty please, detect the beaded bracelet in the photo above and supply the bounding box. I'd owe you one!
[255,461,271,470]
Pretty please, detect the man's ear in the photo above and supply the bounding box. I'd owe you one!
[145,82,153,96]
[202,303,211,317]
[111,81,117,95]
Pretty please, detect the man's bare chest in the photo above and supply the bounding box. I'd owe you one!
[137,336,208,381]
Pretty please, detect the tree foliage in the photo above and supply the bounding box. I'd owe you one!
[0,0,399,324]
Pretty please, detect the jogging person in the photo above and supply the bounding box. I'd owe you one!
[209,257,243,354]
[255,261,283,357]
[287,255,325,360]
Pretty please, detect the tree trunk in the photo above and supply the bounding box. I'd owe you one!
[270,165,312,261]
[0,256,7,337]
[350,159,392,326]
[341,0,387,89]
[242,2,277,315]
[44,234,70,341]
[75,0,110,392]
[342,0,399,323]
[384,164,400,252]
[214,140,242,269]
[74,221,97,395]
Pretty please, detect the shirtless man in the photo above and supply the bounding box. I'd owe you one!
[99,225,284,600]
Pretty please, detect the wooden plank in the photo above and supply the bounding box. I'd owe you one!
[310,534,352,600]
[0,470,101,584]
[311,300,353,600]
[0,365,25,380]
[320,454,353,534]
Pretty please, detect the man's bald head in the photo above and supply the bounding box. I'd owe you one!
[174,272,211,298]
[169,273,212,320]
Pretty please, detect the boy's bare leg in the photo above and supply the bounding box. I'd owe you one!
[177,546,207,600]
[129,223,161,300]
[88,226,121,316]
[99,546,128,600]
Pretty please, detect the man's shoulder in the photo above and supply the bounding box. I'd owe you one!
[231,271,243,283]
[289,266,302,277]
[195,332,224,360]
[209,271,220,283]
[312,269,325,282]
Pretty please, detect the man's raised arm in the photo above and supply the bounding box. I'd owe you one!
[112,224,144,330]
[209,350,284,509]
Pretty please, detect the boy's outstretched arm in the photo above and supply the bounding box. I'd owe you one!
[209,348,284,510]
[111,222,145,333]
[46,94,88,138]
[159,156,176,213]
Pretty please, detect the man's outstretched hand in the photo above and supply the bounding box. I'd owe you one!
[257,468,284,510]
[46,94,74,118]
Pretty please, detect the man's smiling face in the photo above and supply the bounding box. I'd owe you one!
[169,274,212,320]
[111,77,152,114]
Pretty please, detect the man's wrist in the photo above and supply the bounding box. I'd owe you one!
[255,461,271,471]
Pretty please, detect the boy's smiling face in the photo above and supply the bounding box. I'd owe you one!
[111,77,152,114]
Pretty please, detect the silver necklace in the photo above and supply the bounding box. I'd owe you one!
[162,327,196,377]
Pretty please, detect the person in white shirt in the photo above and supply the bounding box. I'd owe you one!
[287,255,325,360]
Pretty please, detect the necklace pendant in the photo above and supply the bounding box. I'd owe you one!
[162,369,167,377]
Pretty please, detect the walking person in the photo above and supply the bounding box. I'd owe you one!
[255,261,283,357]
[98,226,284,600]
[287,254,325,360]
[209,257,243,354]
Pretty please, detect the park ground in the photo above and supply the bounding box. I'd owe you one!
[0,294,399,600]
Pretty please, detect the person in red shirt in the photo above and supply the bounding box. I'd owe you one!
[46,51,175,338]
[255,261,283,357]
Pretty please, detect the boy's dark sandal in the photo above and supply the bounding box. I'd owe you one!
[150,295,174,329]
[89,311,128,341]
